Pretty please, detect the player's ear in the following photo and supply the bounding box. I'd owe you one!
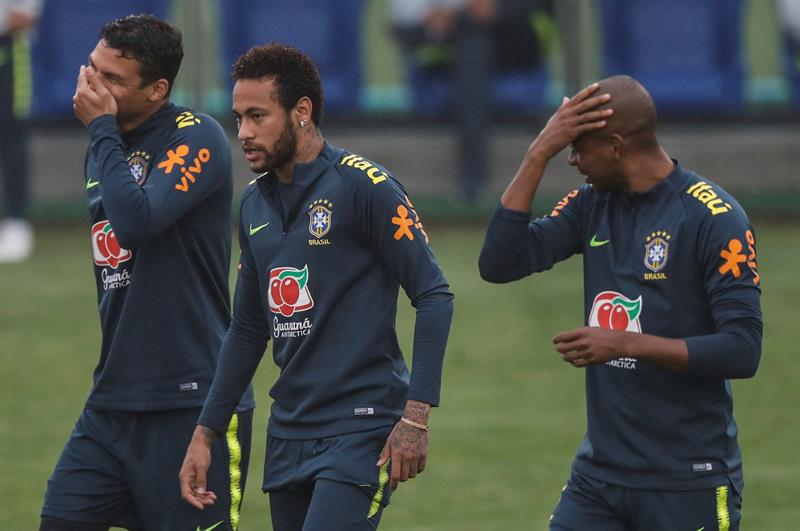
[148,78,170,103]
[293,96,313,129]
[608,133,625,160]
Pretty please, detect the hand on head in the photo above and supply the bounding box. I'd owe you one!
[528,83,613,163]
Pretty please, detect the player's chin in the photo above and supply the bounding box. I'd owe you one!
[247,160,269,174]
[583,175,599,189]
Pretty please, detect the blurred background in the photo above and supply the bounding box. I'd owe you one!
[12,0,800,219]
[1,0,799,529]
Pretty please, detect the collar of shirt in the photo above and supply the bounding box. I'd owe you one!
[120,102,176,147]
[258,142,337,198]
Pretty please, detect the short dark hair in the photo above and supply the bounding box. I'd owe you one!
[99,14,183,94]
[232,44,324,126]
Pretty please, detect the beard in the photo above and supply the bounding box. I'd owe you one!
[591,181,624,193]
[249,116,298,173]
[585,171,625,193]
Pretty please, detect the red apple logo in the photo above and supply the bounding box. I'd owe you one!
[267,265,314,317]
[91,220,132,269]
[588,291,642,333]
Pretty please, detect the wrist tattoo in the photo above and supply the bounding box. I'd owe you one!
[403,400,431,424]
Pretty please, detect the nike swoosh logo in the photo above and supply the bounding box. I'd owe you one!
[86,178,99,190]
[589,234,610,247]
[196,522,224,531]
[249,222,270,236]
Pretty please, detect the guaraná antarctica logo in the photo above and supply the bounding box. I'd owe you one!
[588,291,643,333]
[268,265,315,318]
[91,220,132,270]
[588,291,643,370]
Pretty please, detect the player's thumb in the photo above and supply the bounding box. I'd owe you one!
[377,442,391,466]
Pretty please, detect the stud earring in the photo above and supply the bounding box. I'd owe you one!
[300,120,306,128]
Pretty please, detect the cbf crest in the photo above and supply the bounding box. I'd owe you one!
[643,230,671,280]
[127,151,151,185]
[307,198,333,246]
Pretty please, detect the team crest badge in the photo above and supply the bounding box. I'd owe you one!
[127,151,151,185]
[308,198,333,239]
[644,230,671,273]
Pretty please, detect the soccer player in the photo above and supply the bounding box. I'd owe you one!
[479,76,761,530]
[39,15,253,531]
[179,44,454,530]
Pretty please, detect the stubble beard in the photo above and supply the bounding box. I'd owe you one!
[252,117,297,174]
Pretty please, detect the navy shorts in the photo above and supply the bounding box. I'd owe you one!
[549,469,742,531]
[41,407,252,531]
[263,426,393,531]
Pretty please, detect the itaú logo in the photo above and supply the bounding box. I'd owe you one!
[588,291,642,332]
[91,220,132,269]
[268,265,314,317]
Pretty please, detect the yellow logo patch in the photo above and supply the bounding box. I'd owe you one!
[340,153,388,185]
[686,181,731,216]
[176,111,201,128]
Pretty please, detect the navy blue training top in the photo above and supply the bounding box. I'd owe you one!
[198,143,454,439]
[84,103,254,412]
[479,162,762,491]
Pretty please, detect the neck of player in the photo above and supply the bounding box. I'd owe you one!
[275,126,325,184]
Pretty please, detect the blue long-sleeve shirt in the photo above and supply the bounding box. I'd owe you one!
[84,103,253,412]
[199,143,453,439]
[479,162,762,491]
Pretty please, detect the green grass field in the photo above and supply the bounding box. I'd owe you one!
[1,222,797,530]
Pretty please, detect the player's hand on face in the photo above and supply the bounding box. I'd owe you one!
[553,326,629,368]
[179,426,218,510]
[377,420,429,491]
[528,83,613,162]
[73,65,118,126]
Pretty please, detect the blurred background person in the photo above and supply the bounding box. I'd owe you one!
[0,0,40,262]
[389,0,552,202]
[778,0,800,47]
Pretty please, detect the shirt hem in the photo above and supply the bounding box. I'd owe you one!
[572,459,741,491]
[267,417,397,440]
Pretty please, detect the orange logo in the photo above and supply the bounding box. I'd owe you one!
[392,204,414,241]
[391,196,429,243]
[158,144,189,174]
[719,231,759,285]
[550,189,579,217]
[745,229,760,285]
[156,144,211,193]
[719,238,747,278]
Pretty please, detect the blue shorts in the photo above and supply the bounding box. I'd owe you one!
[263,426,393,531]
[41,407,252,531]
[549,470,742,531]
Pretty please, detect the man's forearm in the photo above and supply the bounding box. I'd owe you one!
[500,150,549,212]
[623,333,689,373]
